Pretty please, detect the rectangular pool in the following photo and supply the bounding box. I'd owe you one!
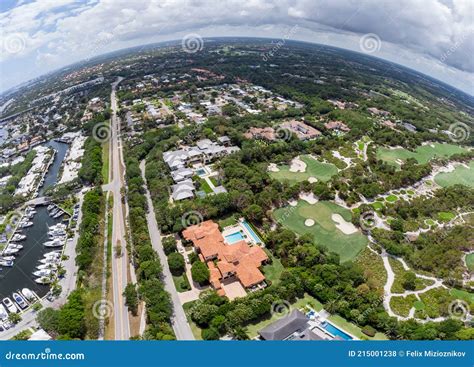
[242,221,262,244]
[224,231,245,244]
[321,322,353,340]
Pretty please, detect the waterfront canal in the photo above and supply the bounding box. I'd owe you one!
[0,140,69,299]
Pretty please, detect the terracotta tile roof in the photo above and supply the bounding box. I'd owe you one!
[182,220,269,290]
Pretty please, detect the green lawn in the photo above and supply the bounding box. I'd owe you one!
[466,253,474,272]
[218,214,239,228]
[385,194,398,203]
[376,143,468,166]
[182,301,203,340]
[172,273,191,292]
[371,201,384,211]
[198,178,213,194]
[269,155,338,184]
[101,129,110,184]
[434,161,474,188]
[450,288,474,304]
[262,250,284,285]
[273,200,367,262]
[437,211,455,222]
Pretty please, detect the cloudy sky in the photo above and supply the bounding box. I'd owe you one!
[0,0,473,94]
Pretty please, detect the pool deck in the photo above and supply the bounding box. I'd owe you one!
[222,219,263,246]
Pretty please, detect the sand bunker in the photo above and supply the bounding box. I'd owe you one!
[331,214,358,235]
[288,199,298,207]
[308,177,318,183]
[304,219,315,227]
[268,163,280,172]
[289,156,306,173]
[299,192,318,204]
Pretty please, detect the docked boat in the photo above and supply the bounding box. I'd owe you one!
[20,221,33,228]
[52,211,64,219]
[9,243,23,250]
[21,288,35,302]
[0,304,8,320]
[40,257,59,264]
[11,234,26,241]
[2,297,18,313]
[47,204,55,211]
[33,269,52,277]
[37,263,57,270]
[43,239,64,248]
[12,292,28,309]
[43,251,61,259]
[2,248,19,255]
[0,259,13,267]
[0,256,15,261]
[49,208,59,216]
[35,277,51,285]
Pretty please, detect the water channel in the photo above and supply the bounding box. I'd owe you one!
[0,140,69,299]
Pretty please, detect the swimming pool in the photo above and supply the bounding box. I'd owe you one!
[224,231,245,244]
[196,168,206,176]
[320,322,353,340]
[242,221,261,243]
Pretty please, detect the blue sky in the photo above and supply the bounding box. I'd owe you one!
[1,0,473,94]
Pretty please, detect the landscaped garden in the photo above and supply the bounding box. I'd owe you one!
[388,257,434,294]
[269,155,338,184]
[355,247,387,295]
[465,253,474,272]
[434,161,474,188]
[376,143,468,166]
[273,200,367,262]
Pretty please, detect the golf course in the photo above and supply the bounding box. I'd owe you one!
[273,200,367,262]
[269,155,338,184]
[376,143,468,166]
[434,161,474,188]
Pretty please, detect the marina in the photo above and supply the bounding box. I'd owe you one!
[0,140,69,306]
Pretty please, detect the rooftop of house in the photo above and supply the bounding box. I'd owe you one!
[259,309,323,341]
[182,220,268,289]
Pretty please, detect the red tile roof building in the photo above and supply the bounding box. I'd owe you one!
[182,220,268,295]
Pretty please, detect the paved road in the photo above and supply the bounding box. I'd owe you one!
[139,160,195,340]
[105,77,131,340]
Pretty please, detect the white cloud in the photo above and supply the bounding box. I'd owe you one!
[0,0,473,94]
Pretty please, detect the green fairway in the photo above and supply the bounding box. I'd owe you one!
[434,161,474,188]
[273,200,367,262]
[466,253,474,272]
[269,155,338,184]
[376,143,468,166]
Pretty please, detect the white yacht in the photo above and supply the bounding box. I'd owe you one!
[0,259,13,267]
[12,292,28,309]
[33,269,52,277]
[35,277,52,285]
[2,297,18,313]
[11,234,26,241]
[44,238,64,248]
[0,305,8,320]
[3,248,19,255]
[21,288,35,302]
